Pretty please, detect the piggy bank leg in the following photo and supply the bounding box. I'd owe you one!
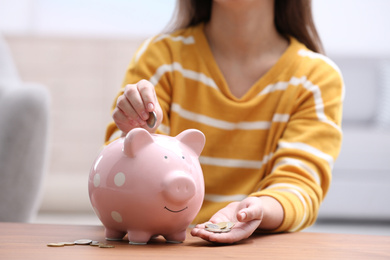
[127,230,152,245]
[105,228,126,241]
[164,230,186,243]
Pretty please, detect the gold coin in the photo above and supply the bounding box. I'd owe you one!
[99,243,115,248]
[47,243,65,247]
[61,242,75,246]
[217,222,228,229]
[146,111,157,128]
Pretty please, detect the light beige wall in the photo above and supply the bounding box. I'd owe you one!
[6,35,145,213]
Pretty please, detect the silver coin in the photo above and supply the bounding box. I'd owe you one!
[226,222,235,229]
[61,241,75,246]
[90,241,100,246]
[205,227,232,233]
[205,223,220,229]
[146,111,157,128]
[74,239,92,245]
[205,227,222,233]
[205,221,236,233]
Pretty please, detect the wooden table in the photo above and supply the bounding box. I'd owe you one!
[0,222,389,259]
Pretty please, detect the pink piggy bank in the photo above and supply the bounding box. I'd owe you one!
[88,128,205,244]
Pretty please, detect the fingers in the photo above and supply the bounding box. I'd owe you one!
[123,80,155,120]
[113,80,160,133]
[191,198,264,244]
[137,79,157,112]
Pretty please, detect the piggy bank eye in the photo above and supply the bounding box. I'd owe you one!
[164,156,168,159]
[182,156,185,159]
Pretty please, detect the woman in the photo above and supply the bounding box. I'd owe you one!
[106,0,343,243]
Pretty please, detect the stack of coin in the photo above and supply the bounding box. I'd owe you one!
[205,222,235,233]
[47,239,114,248]
[47,242,73,247]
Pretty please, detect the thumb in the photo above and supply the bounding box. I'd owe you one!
[236,197,263,222]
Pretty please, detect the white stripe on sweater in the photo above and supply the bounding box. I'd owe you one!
[297,49,341,74]
[135,36,154,62]
[278,141,334,170]
[171,103,288,131]
[297,48,346,102]
[149,62,218,89]
[153,35,195,44]
[199,152,273,170]
[258,76,341,132]
[266,183,311,231]
[272,158,321,184]
[135,35,195,62]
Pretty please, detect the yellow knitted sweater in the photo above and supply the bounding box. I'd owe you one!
[106,23,344,232]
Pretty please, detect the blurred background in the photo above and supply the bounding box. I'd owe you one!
[0,0,389,235]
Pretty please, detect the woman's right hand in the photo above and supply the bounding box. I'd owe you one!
[112,79,162,134]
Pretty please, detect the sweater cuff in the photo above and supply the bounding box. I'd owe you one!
[250,189,305,233]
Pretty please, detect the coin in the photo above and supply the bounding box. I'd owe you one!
[228,222,235,229]
[74,239,93,245]
[47,243,65,247]
[146,111,157,128]
[205,227,223,233]
[205,223,220,229]
[61,242,75,246]
[216,222,228,229]
[99,243,115,248]
[47,239,115,248]
[216,221,236,230]
[205,222,236,233]
[90,241,100,246]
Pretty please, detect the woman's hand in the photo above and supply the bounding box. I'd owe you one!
[191,197,264,244]
[112,79,162,134]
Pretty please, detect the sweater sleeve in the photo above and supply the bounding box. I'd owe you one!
[251,58,344,232]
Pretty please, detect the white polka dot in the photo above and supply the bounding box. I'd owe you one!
[111,211,123,223]
[114,172,126,187]
[93,174,100,187]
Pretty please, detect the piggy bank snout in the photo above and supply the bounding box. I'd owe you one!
[162,172,196,203]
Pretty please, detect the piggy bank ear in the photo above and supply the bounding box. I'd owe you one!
[176,129,206,157]
[123,128,154,158]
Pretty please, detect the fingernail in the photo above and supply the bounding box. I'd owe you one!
[147,103,154,111]
[240,212,246,220]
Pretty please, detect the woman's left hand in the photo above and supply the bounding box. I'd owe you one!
[191,197,264,244]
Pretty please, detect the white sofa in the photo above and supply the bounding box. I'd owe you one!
[318,56,390,220]
[0,34,50,222]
